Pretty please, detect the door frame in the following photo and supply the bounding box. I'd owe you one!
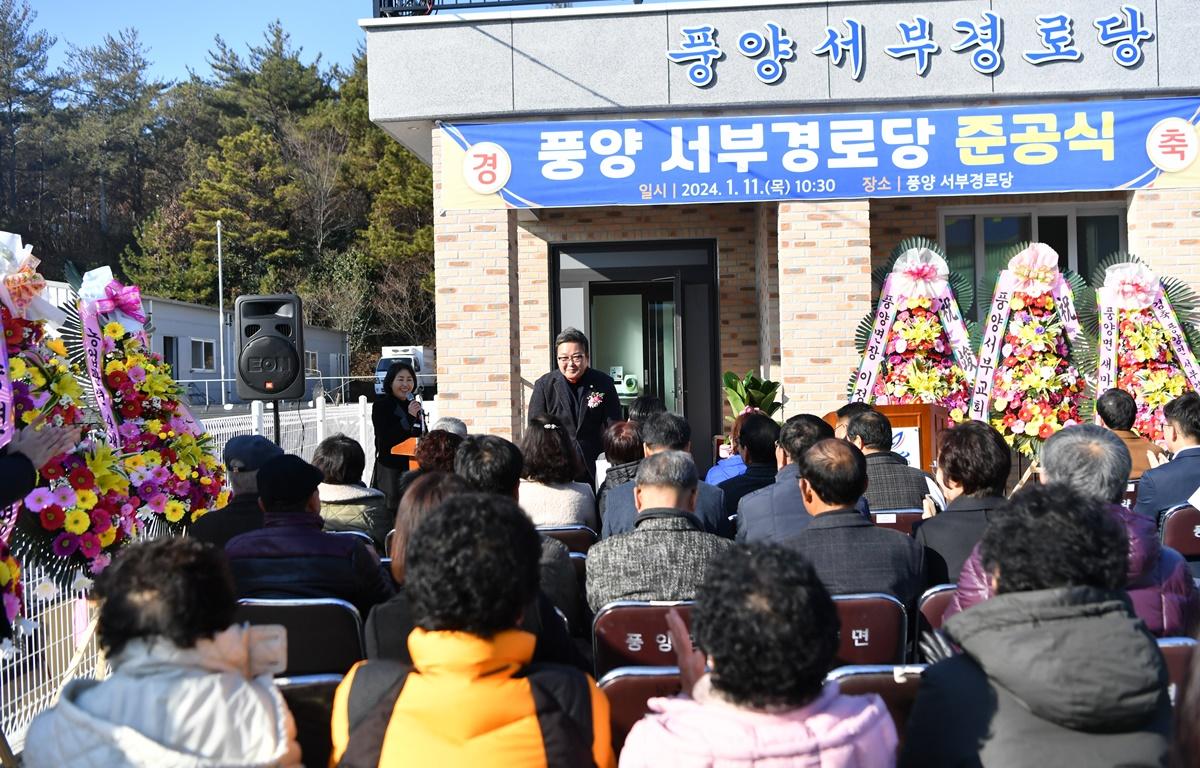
[589,280,677,410]
[549,240,721,467]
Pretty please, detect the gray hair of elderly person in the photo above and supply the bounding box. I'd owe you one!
[228,469,259,496]
[635,449,699,491]
[1040,424,1132,504]
[430,416,468,437]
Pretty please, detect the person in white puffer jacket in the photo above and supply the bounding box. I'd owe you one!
[24,537,301,768]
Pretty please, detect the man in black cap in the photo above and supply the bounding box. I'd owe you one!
[191,435,284,549]
[225,454,394,618]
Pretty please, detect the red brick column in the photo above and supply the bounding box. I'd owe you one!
[776,199,873,417]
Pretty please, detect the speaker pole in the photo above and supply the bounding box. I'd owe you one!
[272,403,282,447]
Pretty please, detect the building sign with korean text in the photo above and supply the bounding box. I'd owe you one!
[440,96,1200,211]
[667,6,1153,87]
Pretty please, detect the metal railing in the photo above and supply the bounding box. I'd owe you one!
[175,376,378,410]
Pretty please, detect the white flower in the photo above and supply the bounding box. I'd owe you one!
[70,575,94,593]
[31,580,58,601]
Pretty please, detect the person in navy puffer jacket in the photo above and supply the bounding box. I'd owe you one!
[945,424,1198,637]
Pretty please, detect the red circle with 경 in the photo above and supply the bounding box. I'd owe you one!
[463,141,512,195]
[1145,118,1199,174]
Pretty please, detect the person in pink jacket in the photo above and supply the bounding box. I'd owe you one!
[620,545,898,767]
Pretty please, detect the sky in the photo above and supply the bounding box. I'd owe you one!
[33,1,369,83]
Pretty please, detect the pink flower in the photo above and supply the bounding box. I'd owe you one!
[146,493,167,514]
[127,366,147,383]
[89,554,112,574]
[24,487,53,512]
[3,593,20,622]
[78,533,101,559]
[51,485,77,509]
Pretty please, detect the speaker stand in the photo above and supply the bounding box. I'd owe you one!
[272,403,282,446]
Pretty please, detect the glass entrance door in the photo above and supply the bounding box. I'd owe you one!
[590,282,678,414]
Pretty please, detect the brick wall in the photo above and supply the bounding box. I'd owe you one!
[431,132,524,439]
[1127,187,1200,295]
[776,200,872,417]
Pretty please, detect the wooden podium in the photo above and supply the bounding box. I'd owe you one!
[824,403,948,475]
[390,437,421,469]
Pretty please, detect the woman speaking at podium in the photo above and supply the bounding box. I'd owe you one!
[372,361,425,512]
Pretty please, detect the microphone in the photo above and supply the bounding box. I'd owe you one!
[413,387,428,434]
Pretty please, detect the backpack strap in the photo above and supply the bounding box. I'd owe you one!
[338,659,411,768]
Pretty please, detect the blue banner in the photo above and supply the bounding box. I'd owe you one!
[440,97,1200,210]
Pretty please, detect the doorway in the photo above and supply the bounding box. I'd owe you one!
[553,241,719,472]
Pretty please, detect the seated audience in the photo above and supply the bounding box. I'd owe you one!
[704,410,756,486]
[225,454,393,619]
[1135,391,1200,519]
[913,421,1010,584]
[518,414,597,528]
[25,538,300,767]
[454,434,580,628]
[1097,387,1166,480]
[190,435,282,549]
[947,424,1199,637]
[586,451,733,612]
[716,412,780,537]
[736,414,831,543]
[627,395,666,425]
[394,428,464,506]
[832,401,873,440]
[847,409,942,511]
[603,412,726,538]
[313,433,391,551]
[782,439,925,607]
[330,494,614,767]
[901,483,1172,767]
[596,420,643,524]
[622,545,897,767]
[366,472,583,669]
[429,416,467,436]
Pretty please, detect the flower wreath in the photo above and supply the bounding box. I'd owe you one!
[850,238,977,421]
[1084,254,1200,441]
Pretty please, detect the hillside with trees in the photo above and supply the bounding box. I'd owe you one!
[0,1,432,371]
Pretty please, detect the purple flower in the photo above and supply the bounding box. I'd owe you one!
[51,533,79,558]
[24,487,54,512]
[2,593,19,622]
[138,482,159,498]
[147,493,167,514]
[127,366,147,383]
[128,467,150,485]
[101,336,116,354]
[149,467,170,485]
[118,422,141,441]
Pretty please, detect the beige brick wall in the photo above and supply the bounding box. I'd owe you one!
[1127,187,1200,295]
[431,132,523,439]
[777,200,872,417]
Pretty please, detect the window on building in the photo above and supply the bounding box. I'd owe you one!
[162,336,178,374]
[938,203,1126,319]
[190,339,215,372]
[305,349,319,372]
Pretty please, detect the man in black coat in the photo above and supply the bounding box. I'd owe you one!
[1134,392,1200,520]
[716,413,780,538]
[191,435,283,550]
[782,439,925,608]
[527,327,620,480]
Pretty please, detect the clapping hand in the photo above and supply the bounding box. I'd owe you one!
[8,420,79,470]
[666,608,706,698]
[921,494,939,520]
[1147,449,1168,469]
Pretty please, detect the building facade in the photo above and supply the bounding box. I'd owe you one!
[362,0,1200,470]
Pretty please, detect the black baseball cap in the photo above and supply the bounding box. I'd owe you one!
[224,435,284,473]
[256,455,323,506]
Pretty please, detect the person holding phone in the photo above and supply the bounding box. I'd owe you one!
[372,361,425,512]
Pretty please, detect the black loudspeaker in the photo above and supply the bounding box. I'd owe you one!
[235,294,306,401]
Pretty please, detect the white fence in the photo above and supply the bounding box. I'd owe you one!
[0,396,407,754]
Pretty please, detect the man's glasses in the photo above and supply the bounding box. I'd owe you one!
[557,354,586,364]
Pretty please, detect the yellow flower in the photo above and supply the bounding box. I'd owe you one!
[87,445,118,475]
[164,500,186,523]
[103,321,125,339]
[63,510,90,535]
[20,409,39,425]
[46,338,67,356]
[8,357,26,379]
[171,463,189,480]
[98,527,117,548]
[142,451,163,467]
[124,455,147,470]
[75,489,98,510]
[104,359,126,374]
[0,560,11,587]
[199,476,212,486]
[216,490,231,509]
[146,419,163,435]
[28,368,45,387]
[191,508,208,523]
[96,471,128,495]
[949,407,965,423]
[50,375,81,399]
